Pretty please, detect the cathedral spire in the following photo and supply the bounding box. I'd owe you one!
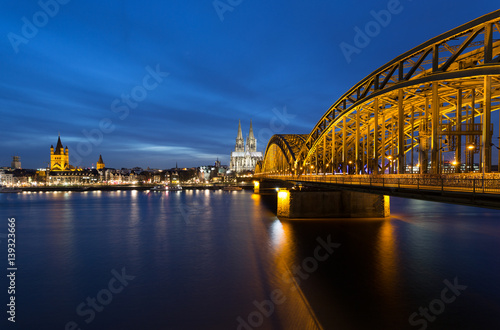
[246,119,256,152]
[237,120,243,140]
[235,120,245,152]
[248,120,255,139]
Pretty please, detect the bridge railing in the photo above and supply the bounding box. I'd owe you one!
[259,174,500,195]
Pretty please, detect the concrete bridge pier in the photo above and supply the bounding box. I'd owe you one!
[253,180,260,193]
[277,189,390,219]
[253,180,294,194]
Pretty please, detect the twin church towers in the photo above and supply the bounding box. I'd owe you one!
[229,120,263,172]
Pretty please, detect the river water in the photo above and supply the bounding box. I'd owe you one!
[1,189,500,329]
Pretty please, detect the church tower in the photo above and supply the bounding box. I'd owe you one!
[50,134,69,171]
[97,155,105,170]
[11,156,21,169]
[246,120,257,152]
[235,120,245,152]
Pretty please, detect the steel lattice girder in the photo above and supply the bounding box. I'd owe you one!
[299,10,500,170]
[259,134,308,173]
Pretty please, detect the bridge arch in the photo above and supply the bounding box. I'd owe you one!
[256,134,307,175]
[296,10,500,176]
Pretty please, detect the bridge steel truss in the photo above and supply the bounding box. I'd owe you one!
[257,10,500,177]
[256,134,308,174]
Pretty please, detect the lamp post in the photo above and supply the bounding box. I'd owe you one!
[386,155,393,174]
[466,144,475,173]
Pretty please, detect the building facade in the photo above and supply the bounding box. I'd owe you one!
[0,170,14,186]
[47,170,98,185]
[230,120,263,172]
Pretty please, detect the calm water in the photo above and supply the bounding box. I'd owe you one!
[1,189,500,329]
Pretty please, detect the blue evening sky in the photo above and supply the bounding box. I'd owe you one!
[0,0,498,169]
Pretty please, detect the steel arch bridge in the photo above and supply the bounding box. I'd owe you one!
[256,10,500,178]
[255,134,308,174]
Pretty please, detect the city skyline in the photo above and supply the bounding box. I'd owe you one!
[1,1,499,169]
[2,121,261,170]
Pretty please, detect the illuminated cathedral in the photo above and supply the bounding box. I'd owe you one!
[230,120,263,172]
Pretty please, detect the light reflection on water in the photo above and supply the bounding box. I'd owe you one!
[269,219,285,250]
[375,219,399,294]
[0,192,500,329]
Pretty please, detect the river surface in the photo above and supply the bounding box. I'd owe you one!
[1,189,500,329]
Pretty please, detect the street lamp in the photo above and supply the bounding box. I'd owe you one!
[466,144,475,173]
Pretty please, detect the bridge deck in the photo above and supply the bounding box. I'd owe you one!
[256,174,500,209]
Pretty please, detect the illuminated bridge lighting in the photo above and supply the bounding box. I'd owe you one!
[255,10,500,178]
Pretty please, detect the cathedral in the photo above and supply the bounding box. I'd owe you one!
[230,120,263,172]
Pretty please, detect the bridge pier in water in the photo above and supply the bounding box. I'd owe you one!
[253,180,260,194]
[276,188,390,219]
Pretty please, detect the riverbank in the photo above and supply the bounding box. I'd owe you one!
[17,184,254,192]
